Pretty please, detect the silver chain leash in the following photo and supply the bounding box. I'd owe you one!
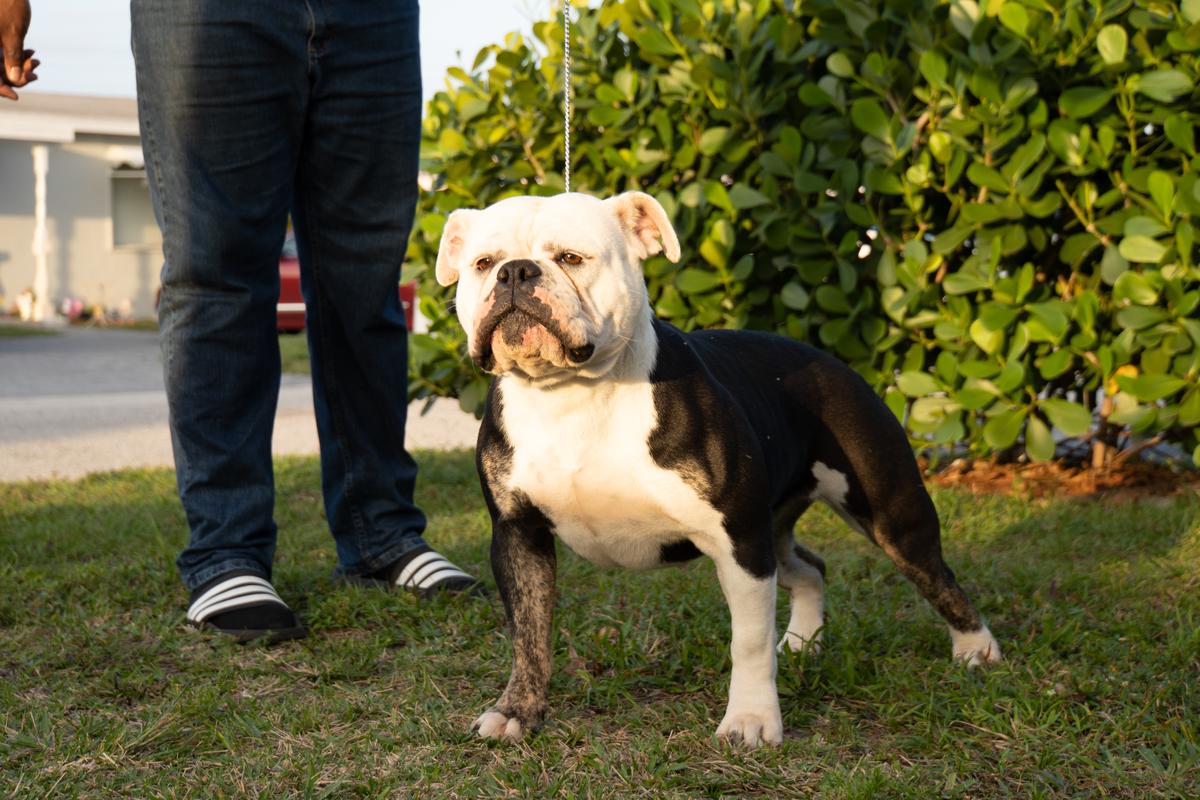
[563,1,572,193]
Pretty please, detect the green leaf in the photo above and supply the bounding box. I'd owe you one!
[998,3,1029,37]
[595,84,626,105]
[1164,115,1196,156]
[933,225,974,255]
[865,167,903,194]
[728,183,771,210]
[815,285,852,313]
[699,127,732,156]
[929,131,953,163]
[1118,236,1167,264]
[943,272,989,294]
[983,408,1027,450]
[1148,171,1175,218]
[1100,246,1129,285]
[1116,374,1188,403]
[897,371,940,397]
[1059,87,1112,118]
[703,181,735,215]
[967,162,1009,192]
[1040,398,1092,436]
[950,0,980,38]
[1115,306,1168,330]
[1124,216,1168,238]
[920,51,948,87]
[995,359,1026,393]
[827,52,855,78]
[613,68,638,101]
[1038,349,1074,380]
[631,26,677,56]
[851,98,891,141]
[970,318,1004,354]
[798,82,834,107]
[457,377,489,417]
[1177,388,1200,427]
[1096,25,1128,65]
[781,282,809,310]
[1027,301,1069,342]
[911,396,957,426]
[675,268,723,293]
[1112,271,1159,305]
[979,303,1019,332]
[437,128,468,155]
[1025,416,1055,462]
[1136,70,1194,103]
[731,255,754,281]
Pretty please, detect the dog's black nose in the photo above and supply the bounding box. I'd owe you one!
[496,259,541,286]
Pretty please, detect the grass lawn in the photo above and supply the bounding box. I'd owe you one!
[1,453,1197,798]
[0,322,58,337]
[278,332,311,376]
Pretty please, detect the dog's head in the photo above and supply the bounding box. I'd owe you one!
[435,192,680,382]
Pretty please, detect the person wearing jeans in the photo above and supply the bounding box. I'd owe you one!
[131,0,478,642]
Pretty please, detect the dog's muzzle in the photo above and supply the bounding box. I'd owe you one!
[473,259,593,370]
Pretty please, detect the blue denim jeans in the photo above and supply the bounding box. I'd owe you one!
[132,0,428,590]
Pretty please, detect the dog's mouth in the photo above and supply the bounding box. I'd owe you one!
[474,303,593,373]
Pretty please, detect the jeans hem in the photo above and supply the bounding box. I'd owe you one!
[184,559,271,592]
[338,533,427,578]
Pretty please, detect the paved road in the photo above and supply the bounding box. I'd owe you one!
[0,326,478,482]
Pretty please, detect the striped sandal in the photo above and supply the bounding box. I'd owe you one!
[342,546,484,598]
[186,570,307,643]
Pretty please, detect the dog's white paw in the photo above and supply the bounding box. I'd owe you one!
[779,627,823,655]
[715,707,783,748]
[951,626,1003,667]
[472,710,527,742]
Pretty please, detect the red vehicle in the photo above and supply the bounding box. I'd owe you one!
[278,234,416,332]
[276,235,306,332]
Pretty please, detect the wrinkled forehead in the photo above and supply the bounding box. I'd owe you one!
[465,194,621,257]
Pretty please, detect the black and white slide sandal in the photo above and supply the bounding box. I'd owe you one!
[186,570,307,643]
[340,546,484,598]
[394,549,478,597]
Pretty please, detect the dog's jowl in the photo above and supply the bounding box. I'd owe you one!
[436,192,1002,747]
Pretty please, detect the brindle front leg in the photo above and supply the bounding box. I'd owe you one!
[473,507,557,741]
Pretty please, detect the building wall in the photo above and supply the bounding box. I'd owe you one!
[0,138,161,320]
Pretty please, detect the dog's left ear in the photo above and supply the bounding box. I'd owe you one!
[435,208,476,286]
[606,191,681,263]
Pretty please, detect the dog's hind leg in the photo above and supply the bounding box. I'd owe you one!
[772,498,825,653]
[870,486,1002,667]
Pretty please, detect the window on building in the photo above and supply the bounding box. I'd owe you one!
[110,168,160,249]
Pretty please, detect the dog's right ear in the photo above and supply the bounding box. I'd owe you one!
[605,191,681,264]
[435,209,475,286]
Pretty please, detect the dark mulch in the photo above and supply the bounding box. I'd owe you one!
[925,456,1200,502]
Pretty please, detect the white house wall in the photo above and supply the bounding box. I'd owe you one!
[0,138,161,320]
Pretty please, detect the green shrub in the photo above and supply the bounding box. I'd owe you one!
[406,0,1200,466]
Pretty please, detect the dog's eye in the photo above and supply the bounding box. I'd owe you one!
[556,252,584,267]
[474,256,494,271]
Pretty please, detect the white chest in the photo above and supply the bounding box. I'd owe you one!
[499,379,723,570]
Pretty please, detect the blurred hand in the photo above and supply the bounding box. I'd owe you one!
[1,0,38,101]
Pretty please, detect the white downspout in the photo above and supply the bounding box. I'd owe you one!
[31,144,51,323]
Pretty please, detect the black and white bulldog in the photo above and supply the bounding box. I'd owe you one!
[435,192,1001,747]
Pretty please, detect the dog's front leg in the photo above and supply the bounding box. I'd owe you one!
[713,556,783,747]
[473,512,556,742]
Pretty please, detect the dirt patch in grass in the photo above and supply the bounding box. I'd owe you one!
[926,457,1200,502]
